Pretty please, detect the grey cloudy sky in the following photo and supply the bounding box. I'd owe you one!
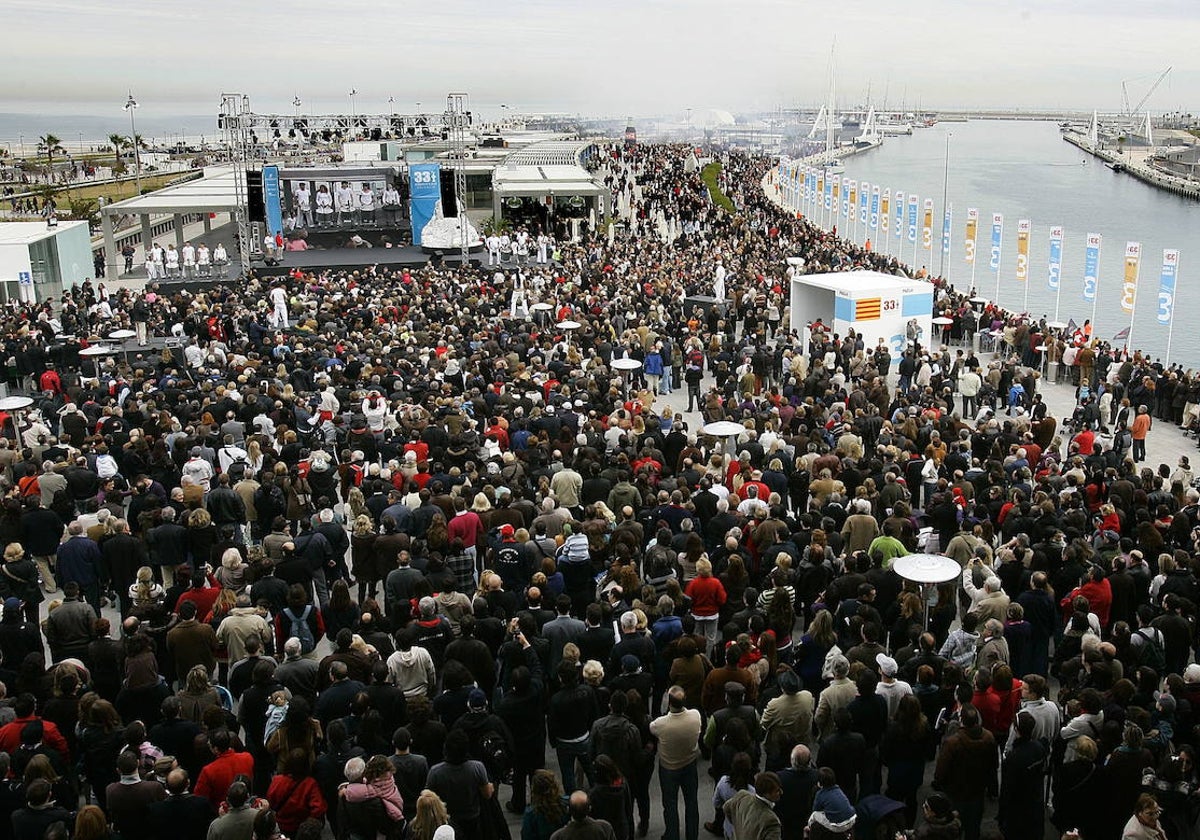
[8,0,1198,118]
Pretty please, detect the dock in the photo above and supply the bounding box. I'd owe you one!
[1063,131,1200,200]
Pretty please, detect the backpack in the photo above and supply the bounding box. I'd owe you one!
[284,605,316,654]
[1136,627,1166,673]
[479,730,512,782]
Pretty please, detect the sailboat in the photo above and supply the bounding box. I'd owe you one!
[854,105,883,149]
[818,50,845,174]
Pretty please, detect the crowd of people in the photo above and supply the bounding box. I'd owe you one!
[0,141,1191,840]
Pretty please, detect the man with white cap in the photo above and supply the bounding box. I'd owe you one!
[874,654,912,719]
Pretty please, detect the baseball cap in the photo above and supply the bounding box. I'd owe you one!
[2,597,20,612]
[621,655,640,673]
[499,524,515,537]
[876,653,899,677]
[468,689,487,709]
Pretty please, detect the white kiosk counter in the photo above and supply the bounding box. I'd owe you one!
[789,270,935,365]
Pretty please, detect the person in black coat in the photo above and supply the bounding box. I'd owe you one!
[495,643,546,813]
[999,711,1047,840]
[10,778,74,840]
[589,755,635,840]
[817,709,868,802]
[147,768,213,840]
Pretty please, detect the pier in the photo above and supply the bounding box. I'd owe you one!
[1063,130,1200,200]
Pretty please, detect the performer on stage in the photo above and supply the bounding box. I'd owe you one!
[270,282,289,328]
[294,182,313,229]
[315,184,334,227]
[714,259,727,300]
[358,183,376,226]
[381,183,401,226]
[335,181,354,226]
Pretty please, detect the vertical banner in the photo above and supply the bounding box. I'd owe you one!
[1083,233,1102,302]
[989,213,1003,271]
[844,179,854,220]
[832,174,841,214]
[859,182,869,226]
[262,165,283,237]
[1047,226,1064,291]
[1121,241,1141,313]
[907,195,919,244]
[965,208,978,264]
[823,171,832,211]
[1158,248,1179,324]
[870,186,880,234]
[1016,219,1031,282]
[921,199,933,252]
[894,191,904,242]
[941,207,952,257]
[407,162,441,246]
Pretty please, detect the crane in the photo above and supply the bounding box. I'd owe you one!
[1122,67,1171,123]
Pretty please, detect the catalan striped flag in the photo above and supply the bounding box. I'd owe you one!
[855,298,882,321]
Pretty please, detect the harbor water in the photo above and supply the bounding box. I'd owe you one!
[817,120,1200,367]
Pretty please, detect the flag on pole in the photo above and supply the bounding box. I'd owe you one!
[1016,220,1031,282]
[823,172,832,210]
[965,208,978,264]
[1113,325,1130,342]
[941,207,952,256]
[870,186,880,232]
[881,189,890,221]
[1066,317,1079,335]
[989,213,1003,271]
[922,199,933,251]
[1047,226,1064,291]
[1084,233,1102,301]
[1158,249,1180,324]
[844,179,853,219]
[894,191,904,239]
[1121,241,1141,313]
[907,195,919,243]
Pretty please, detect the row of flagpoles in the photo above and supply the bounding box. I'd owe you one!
[776,159,1183,362]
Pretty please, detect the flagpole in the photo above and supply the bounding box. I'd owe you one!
[1167,253,1180,365]
[1090,238,1101,329]
[1022,224,1032,313]
[1055,230,1064,323]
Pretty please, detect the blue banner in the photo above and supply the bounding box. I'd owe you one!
[262,165,283,237]
[870,187,879,231]
[843,179,852,219]
[1047,226,1063,291]
[941,208,952,256]
[823,173,832,210]
[1083,232,1101,301]
[408,162,441,246]
[859,184,868,225]
[907,196,919,243]
[894,191,904,239]
[989,213,1003,271]
[1158,249,1179,324]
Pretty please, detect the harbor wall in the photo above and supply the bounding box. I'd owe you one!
[1063,131,1200,200]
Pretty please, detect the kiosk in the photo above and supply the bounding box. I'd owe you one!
[789,270,935,366]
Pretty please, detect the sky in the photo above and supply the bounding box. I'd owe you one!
[5,0,1199,125]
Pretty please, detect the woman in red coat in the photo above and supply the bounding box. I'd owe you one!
[266,748,328,834]
[685,558,727,655]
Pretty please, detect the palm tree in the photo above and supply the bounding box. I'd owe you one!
[108,133,127,156]
[37,133,65,172]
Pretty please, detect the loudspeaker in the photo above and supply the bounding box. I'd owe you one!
[439,170,457,214]
[246,170,265,223]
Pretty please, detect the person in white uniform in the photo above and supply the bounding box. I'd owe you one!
[269,283,289,328]
[485,233,501,266]
[294,183,313,229]
[714,260,727,300]
[151,243,165,278]
[514,230,529,265]
[213,243,228,277]
[509,272,529,319]
[536,233,550,264]
[335,181,354,227]
[181,241,196,278]
[381,183,401,226]
[358,184,376,226]
[315,184,334,227]
[196,243,211,277]
[164,244,180,278]
[144,252,159,280]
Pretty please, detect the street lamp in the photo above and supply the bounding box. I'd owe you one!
[124,92,142,194]
[293,95,301,115]
[349,89,358,117]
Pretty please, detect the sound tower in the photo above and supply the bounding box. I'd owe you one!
[439,169,458,216]
[246,170,265,223]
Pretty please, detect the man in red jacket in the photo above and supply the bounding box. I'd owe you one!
[194,729,255,807]
[0,694,69,761]
[1061,564,1113,631]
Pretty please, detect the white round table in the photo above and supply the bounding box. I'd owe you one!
[530,303,553,312]
[79,345,113,378]
[1046,320,1068,330]
[703,420,746,456]
[108,329,137,364]
[556,320,581,344]
[932,317,954,326]
[0,396,33,447]
[970,296,989,305]
[893,553,963,629]
[611,357,642,394]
